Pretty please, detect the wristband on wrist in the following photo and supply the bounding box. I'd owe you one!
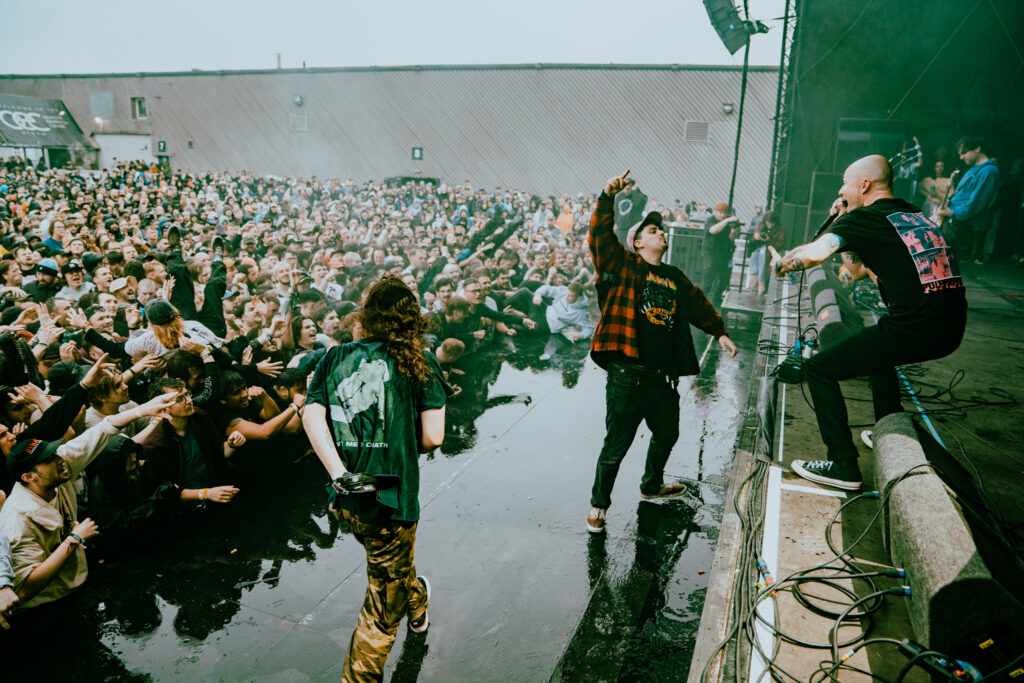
[69,533,87,549]
[200,488,208,501]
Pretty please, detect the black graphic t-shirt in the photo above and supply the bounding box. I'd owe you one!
[828,198,966,333]
[637,264,680,371]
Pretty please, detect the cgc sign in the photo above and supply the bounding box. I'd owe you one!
[0,94,92,148]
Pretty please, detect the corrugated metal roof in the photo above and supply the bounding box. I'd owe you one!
[0,65,778,217]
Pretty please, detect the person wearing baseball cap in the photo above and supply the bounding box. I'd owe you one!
[0,390,178,609]
[24,257,62,303]
[110,277,137,305]
[584,170,738,535]
[55,258,96,302]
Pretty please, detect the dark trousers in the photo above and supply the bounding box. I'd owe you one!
[167,253,227,338]
[704,258,730,305]
[803,321,963,463]
[591,365,680,508]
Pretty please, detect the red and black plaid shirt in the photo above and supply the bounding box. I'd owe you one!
[588,192,726,374]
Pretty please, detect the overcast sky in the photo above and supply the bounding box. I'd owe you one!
[2,0,785,74]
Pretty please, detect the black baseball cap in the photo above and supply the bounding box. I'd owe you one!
[7,437,62,480]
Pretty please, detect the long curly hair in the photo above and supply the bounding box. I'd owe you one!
[358,276,429,382]
[152,315,185,350]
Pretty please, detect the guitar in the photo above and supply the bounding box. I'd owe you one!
[930,168,960,232]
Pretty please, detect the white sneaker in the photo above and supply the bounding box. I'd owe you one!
[586,507,607,534]
[409,575,431,633]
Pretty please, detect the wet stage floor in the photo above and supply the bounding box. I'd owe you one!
[2,315,761,681]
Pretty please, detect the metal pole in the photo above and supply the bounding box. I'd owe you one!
[765,0,793,207]
[727,37,752,293]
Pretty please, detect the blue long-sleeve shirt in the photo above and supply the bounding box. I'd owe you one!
[949,160,999,222]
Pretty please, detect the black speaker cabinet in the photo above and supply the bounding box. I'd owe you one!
[666,223,706,288]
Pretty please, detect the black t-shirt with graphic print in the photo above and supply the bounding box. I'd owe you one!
[637,263,682,371]
[828,197,966,333]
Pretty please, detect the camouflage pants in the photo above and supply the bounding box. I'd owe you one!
[341,510,428,683]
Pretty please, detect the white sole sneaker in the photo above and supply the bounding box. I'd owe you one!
[586,507,607,534]
[791,460,862,491]
[409,575,431,633]
[860,430,873,449]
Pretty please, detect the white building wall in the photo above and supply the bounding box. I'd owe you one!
[93,133,155,170]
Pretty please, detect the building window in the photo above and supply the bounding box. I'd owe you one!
[131,97,148,120]
[89,91,114,118]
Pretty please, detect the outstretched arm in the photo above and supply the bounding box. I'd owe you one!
[769,232,846,276]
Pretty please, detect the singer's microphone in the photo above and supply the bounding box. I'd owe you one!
[813,208,842,239]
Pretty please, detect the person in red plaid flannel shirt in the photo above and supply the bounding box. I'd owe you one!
[586,170,737,534]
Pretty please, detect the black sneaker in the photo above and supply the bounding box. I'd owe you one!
[640,483,688,500]
[408,575,430,633]
[790,459,862,491]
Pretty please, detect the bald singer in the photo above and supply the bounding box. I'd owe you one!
[768,155,966,490]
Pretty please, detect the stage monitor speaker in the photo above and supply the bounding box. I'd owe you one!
[702,0,764,55]
[835,118,907,172]
[804,210,832,244]
[806,171,843,242]
[666,223,705,288]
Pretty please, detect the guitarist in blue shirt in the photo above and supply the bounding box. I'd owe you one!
[939,136,1000,263]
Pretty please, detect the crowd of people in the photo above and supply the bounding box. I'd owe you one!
[0,157,750,631]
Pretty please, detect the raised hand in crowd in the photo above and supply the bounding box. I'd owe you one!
[66,307,90,329]
[257,358,283,378]
[80,352,117,388]
[59,341,78,362]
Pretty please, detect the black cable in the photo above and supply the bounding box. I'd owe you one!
[892,649,952,683]
[978,651,1024,681]
[829,588,909,663]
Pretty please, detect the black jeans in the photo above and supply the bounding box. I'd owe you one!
[703,257,730,304]
[590,364,680,508]
[167,253,227,338]
[803,320,963,463]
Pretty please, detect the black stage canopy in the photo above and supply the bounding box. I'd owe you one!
[0,93,92,149]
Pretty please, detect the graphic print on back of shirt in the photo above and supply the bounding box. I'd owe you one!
[640,271,677,329]
[888,212,963,293]
[330,356,390,449]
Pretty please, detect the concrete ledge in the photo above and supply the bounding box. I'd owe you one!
[873,413,1024,652]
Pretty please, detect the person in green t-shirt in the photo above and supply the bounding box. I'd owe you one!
[303,276,452,683]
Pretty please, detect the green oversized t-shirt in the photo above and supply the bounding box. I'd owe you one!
[308,339,452,521]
